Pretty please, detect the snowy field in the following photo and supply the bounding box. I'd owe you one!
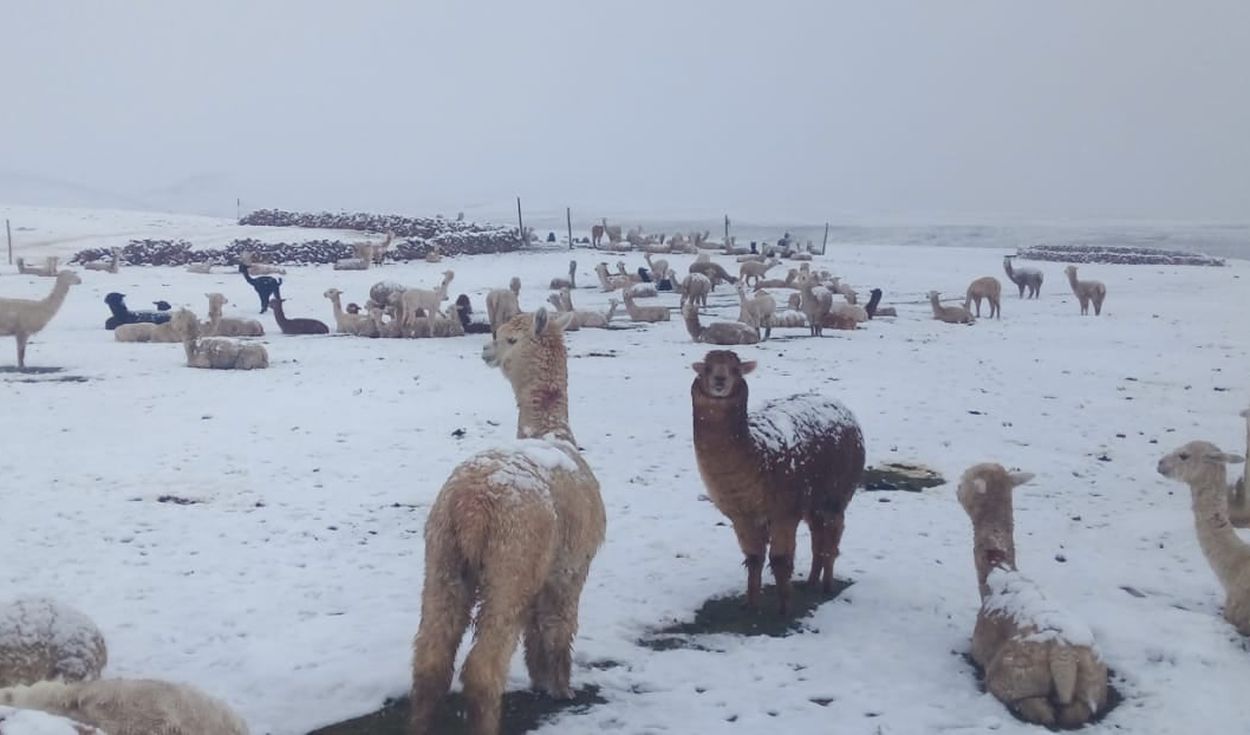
[1,210,1249,734]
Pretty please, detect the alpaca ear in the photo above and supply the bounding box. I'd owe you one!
[553,312,574,331]
[739,360,757,375]
[691,361,705,375]
[1008,471,1034,487]
[533,308,549,335]
[1208,451,1246,465]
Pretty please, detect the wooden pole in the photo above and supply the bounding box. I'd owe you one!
[724,214,730,244]
[566,207,574,250]
[822,222,830,255]
[516,196,525,247]
[5,219,11,265]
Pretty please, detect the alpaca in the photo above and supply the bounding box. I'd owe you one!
[1064,265,1106,316]
[373,232,393,264]
[863,288,897,318]
[16,257,59,277]
[644,253,670,283]
[796,274,833,337]
[826,277,858,305]
[822,305,864,330]
[737,258,779,289]
[82,248,120,273]
[547,289,616,329]
[548,260,577,290]
[0,678,249,735]
[682,303,759,345]
[204,293,264,337]
[401,270,455,332]
[454,295,493,335]
[0,270,81,369]
[591,221,605,247]
[485,277,522,338]
[688,260,736,289]
[1003,256,1043,299]
[238,263,282,314]
[593,263,630,292]
[614,261,641,284]
[1157,441,1250,634]
[957,463,1109,727]
[620,289,669,322]
[691,351,864,612]
[113,317,182,343]
[369,281,407,311]
[604,220,622,245]
[323,288,375,336]
[735,283,775,340]
[185,262,214,274]
[0,598,107,688]
[409,310,605,735]
[236,252,284,275]
[368,307,403,338]
[928,291,975,325]
[678,273,711,308]
[103,292,170,330]
[269,298,329,335]
[627,282,658,298]
[962,276,1002,319]
[171,309,269,369]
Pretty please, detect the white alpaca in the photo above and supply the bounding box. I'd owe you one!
[323,288,375,336]
[0,679,249,735]
[400,270,455,332]
[485,277,523,338]
[171,309,269,370]
[0,598,107,688]
[0,270,81,369]
[82,249,120,274]
[203,294,264,337]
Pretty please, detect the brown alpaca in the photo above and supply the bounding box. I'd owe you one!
[591,219,605,247]
[268,298,329,335]
[1064,265,1106,316]
[690,351,865,613]
[957,463,1109,727]
[409,310,605,735]
[963,276,1002,319]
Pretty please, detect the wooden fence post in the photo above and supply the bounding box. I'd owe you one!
[566,207,574,250]
[5,219,11,265]
[822,222,830,255]
[516,197,525,247]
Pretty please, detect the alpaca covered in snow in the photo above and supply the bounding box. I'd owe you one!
[0,598,107,689]
[1064,265,1106,316]
[678,273,711,308]
[1157,440,1250,634]
[682,304,759,345]
[1003,256,1043,299]
[957,463,1109,727]
[171,309,269,370]
[409,310,605,735]
[0,270,81,370]
[690,351,865,613]
[0,678,249,735]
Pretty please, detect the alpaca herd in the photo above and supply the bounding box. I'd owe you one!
[0,233,1237,735]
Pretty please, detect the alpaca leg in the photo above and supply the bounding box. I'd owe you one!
[462,565,545,735]
[526,562,591,698]
[15,333,28,370]
[1012,697,1058,727]
[1093,295,1104,315]
[257,290,268,314]
[732,521,768,610]
[769,516,800,614]
[409,551,475,734]
[823,511,846,592]
[805,514,829,588]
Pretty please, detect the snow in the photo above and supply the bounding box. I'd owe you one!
[983,568,1097,649]
[750,394,859,457]
[0,206,1248,734]
[0,707,99,735]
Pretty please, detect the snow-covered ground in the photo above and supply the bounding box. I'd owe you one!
[1,209,1248,734]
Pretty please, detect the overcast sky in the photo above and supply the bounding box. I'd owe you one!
[3,1,1247,222]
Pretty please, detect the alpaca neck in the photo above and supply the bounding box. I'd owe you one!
[513,369,574,443]
[691,383,750,454]
[35,278,74,330]
[1004,260,1018,284]
[1066,270,1081,290]
[683,309,703,340]
[1188,468,1250,590]
[972,520,1016,600]
[329,295,346,321]
[929,294,942,315]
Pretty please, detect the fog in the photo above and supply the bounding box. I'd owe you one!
[3,1,1248,222]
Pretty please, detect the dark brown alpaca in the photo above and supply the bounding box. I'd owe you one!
[268,298,329,335]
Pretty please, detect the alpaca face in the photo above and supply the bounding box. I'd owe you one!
[956,464,1032,516]
[1157,441,1244,482]
[691,350,755,399]
[482,310,565,373]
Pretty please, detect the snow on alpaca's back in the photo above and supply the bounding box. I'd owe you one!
[0,599,106,687]
[749,394,860,461]
[451,437,580,502]
[983,568,1097,650]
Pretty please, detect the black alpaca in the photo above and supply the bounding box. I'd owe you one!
[239,264,283,313]
[454,294,493,334]
[104,292,171,330]
[865,288,883,318]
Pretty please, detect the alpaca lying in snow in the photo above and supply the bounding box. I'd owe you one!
[82,248,120,273]
[0,270,81,370]
[928,290,974,325]
[454,295,493,335]
[690,351,864,612]
[546,289,616,329]
[0,678,249,735]
[0,598,107,688]
[409,310,605,735]
[548,260,577,290]
[204,293,264,337]
[15,257,59,278]
[1157,440,1250,634]
[957,463,1109,727]
[593,263,631,291]
[171,309,269,370]
[620,288,669,322]
[682,303,759,345]
[323,288,375,336]
[103,292,170,330]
